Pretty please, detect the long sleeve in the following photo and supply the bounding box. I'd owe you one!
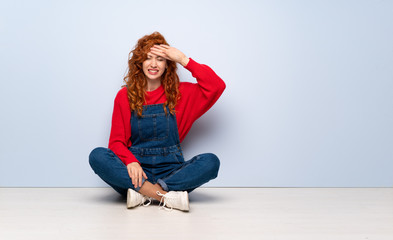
[176,57,226,141]
[108,87,140,166]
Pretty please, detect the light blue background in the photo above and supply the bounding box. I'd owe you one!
[0,0,392,187]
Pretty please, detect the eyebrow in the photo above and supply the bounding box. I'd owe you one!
[147,54,163,58]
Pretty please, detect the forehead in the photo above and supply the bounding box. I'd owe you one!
[146,51,164,57]
[146,51,157,56]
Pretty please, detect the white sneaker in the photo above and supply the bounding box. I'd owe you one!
[127,188,152,208]
[156,191,189,212]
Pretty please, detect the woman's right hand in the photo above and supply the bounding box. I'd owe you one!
[127,162,148,189]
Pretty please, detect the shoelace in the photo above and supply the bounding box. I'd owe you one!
[139,196,152,207]
[156,191,173,211]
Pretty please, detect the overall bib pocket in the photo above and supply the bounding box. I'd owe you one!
[137,112,169,142]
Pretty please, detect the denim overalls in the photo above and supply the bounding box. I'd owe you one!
[89,103,220,197]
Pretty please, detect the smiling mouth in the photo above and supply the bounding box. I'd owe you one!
[148,69,159,75]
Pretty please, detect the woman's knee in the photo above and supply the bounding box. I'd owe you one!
[198,153,220,177]
[89,147,108,171]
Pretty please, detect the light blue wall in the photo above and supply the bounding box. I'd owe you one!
[0,0,392,187]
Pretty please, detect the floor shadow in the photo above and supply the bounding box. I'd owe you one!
[88,188,223,205]
[189,190,223,203]
[89,190,126,204]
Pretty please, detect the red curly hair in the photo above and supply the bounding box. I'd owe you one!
[122,31,180,117]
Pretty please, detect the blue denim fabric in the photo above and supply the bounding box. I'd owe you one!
[89,104,220,197]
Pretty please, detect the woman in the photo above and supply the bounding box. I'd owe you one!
[89,32,225,212]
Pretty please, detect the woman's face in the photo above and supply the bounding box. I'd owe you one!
[142,51,167,82]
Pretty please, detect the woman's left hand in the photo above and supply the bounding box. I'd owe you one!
[150,44,190,67]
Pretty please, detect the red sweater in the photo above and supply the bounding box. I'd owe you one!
[108,57,226,166]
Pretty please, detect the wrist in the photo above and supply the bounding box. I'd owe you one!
[180,57,190,67]
[128,161,140,166]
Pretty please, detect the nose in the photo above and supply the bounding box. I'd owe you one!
[150,58,157,67]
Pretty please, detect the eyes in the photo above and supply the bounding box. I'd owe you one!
[147,56,164,61]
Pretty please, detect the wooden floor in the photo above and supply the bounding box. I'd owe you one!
[0,188,392,240]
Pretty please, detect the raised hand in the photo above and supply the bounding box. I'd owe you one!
[150,44,190,67]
